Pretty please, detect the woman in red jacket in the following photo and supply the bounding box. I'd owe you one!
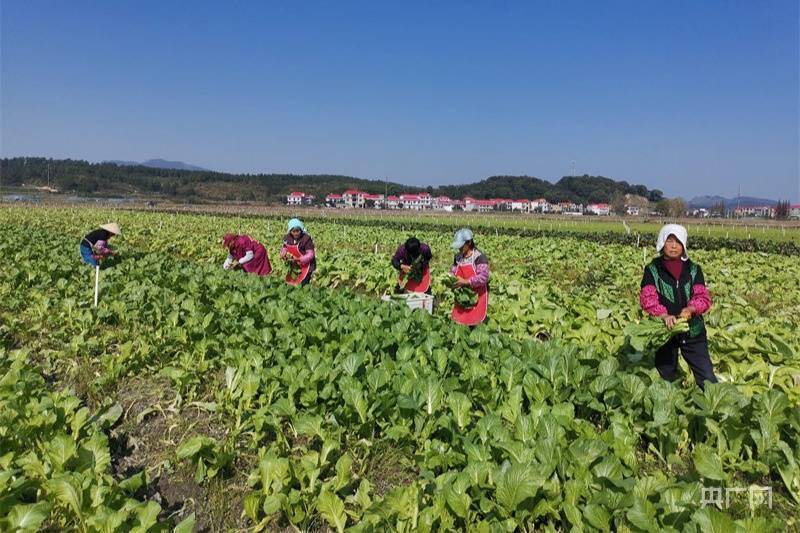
[222,233,272,276]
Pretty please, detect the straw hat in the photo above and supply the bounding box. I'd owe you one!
[100,222,122,235]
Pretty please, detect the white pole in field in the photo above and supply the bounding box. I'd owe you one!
[94,266,100,307]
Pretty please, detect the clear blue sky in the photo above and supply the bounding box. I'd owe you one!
[2,1,798,200]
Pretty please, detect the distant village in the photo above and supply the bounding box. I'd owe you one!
[287,190,800,219]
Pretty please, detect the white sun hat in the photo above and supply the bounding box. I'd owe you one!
[656,223,688,260]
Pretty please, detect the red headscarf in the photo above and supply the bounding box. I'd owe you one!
[222,233,237,249]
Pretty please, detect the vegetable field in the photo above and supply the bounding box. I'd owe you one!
[1,206,799,532]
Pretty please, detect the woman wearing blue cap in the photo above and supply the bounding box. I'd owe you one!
[450,228,490,326]
[280,218,316,286]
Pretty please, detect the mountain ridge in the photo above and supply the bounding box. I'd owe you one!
[687,195,778,208]
[104,159,208,171]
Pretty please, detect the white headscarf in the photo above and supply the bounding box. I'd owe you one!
[656,224,689,261]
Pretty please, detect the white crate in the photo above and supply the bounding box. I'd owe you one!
[381,292,434,314]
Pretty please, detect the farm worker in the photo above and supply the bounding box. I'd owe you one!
[222,233,272,276]
[80,223,121,267]
[450,228,490,326]
[280,218,316,286]
[392,236,433,294]
[639,224,717,389]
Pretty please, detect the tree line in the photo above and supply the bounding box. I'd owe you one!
[1,157,664,206]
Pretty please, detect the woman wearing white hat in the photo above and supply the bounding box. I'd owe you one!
[450,228,490,326]
[80,223,121,267]
[639,224,717,389]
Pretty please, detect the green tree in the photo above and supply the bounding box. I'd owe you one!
[611,194,627,216]
[655,199,671,216]
[775,200,790,219]
[669,198,687,218]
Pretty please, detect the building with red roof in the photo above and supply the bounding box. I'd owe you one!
[324,193,344,207]
[286,191,314,206]
[586,203,611,216]
[342,189,367,208]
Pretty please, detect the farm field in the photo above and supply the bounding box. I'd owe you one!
[124,203,800,245]
[1,205,799,531]
[13,196,800,244]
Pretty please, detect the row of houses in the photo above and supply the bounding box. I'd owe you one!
[732,205,800,219]
[290,191,800,219]
[732,206,777,218]
[288,190,614,215]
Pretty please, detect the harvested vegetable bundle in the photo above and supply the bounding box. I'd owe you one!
[624,317,690,352]
[285,256,301,279]
[407,255,424,283]
[444,274,478,308]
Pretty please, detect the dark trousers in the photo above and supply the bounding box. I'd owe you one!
[655,335,717,389]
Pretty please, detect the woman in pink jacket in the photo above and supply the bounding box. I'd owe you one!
[639,224,716,389]
[280,218,316,286]
[450,228,489,326]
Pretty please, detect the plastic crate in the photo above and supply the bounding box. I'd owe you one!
[381,292,434,314]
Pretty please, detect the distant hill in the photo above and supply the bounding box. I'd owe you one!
[1,157,663,205]
[104,158,208,171]
[688,195,778,209]
[2,157,418,201]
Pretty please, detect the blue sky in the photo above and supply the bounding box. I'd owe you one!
[2,1,798,200]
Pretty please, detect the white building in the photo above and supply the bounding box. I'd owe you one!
[558,202,584,215]
[586,203,611,216]
[492,199,513,211]
[385,195,400,209]
[734,205,775,218]
[363,193,385,208]
[530,198,550,213]
[342,189,366,208]
[398,194,432,210]
[286,191,313,206]
[418,192,432,209]
[433,196,454,211]
[626,205,641,216]
[325,193,345,208]
[465,199,496,212]
[790,205,800,220]
[511,199,531,212]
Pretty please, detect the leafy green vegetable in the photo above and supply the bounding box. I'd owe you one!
[624,317,690,352]
[285,256,302,278]
[444,274,478,308]
[2,206,798,531]
[407,255,424,283]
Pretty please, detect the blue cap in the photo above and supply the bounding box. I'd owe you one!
[288,218,305,233]
[451,228,474,249]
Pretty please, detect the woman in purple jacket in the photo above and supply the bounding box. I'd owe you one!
[280,218,316,286]
[391,237,433,294]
